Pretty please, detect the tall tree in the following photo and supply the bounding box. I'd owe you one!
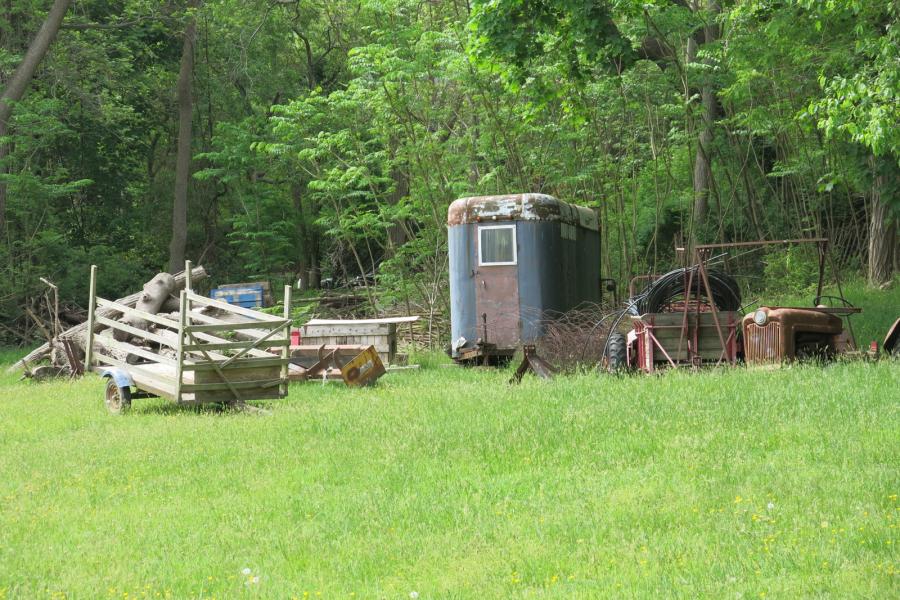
[687,0,721,232]
[169,4,198,273]
[0,0,73,230]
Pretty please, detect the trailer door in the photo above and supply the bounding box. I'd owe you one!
[474,224,520,349]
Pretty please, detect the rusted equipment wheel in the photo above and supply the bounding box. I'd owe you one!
[604,333,628,372]
[104,378,132,414]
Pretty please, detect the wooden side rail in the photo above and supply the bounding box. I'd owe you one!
[185,290,286,322]
[96,297,181,329]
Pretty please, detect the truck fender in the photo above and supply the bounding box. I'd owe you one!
[98,367,134,390]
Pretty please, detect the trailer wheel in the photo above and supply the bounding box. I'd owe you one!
[605,333,628,372]
[105,378,132,414]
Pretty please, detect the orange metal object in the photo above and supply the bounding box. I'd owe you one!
[742,307,843,364]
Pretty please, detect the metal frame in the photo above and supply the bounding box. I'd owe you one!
[691,237,857,348]
[477,224,517,266]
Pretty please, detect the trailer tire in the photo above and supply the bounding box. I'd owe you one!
[105,378,132,414]
[605,333,628,372]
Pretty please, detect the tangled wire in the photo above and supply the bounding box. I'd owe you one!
[627,266,742,315]
[520,304,621,372]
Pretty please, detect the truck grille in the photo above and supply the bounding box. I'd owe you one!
[745,322,782,363]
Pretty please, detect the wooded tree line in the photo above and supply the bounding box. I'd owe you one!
[1,0,897,343]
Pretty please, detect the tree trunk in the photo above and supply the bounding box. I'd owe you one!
[867,158,898,286]
[387,163,410,252]
[687,0,720,234]
[692,86,717,226]
[112,273,177,341]
[0,0,73,229]
[168,11,197,273]
[292,182,309,290]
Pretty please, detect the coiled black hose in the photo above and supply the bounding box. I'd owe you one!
[627,266,742,315]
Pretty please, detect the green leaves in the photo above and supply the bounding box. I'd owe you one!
[792,1,900,160]
[468,0,634,87]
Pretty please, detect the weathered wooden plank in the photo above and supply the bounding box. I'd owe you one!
[280,284,291,397]
[175,291,188,401]
[197,366,280,384]
[97,298,181,329]
[182,378,282,392]
[218,321,289,368]
[185,320,285,334]
[306,316,418,325]
[95,316,178,348]
[184,330,279,359]
[94,336,178,366]
[302,324,392,336]
[85,265,98,369]
[185,291,284,322]
[93,355,178,398]
[182,357,285,372]
[183,339,289,352]
[300,336,391,353]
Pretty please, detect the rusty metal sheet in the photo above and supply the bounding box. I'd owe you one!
[474,221,520,349]
[448,194,599,231]
[474,264,520,349]
[741,307,843,364]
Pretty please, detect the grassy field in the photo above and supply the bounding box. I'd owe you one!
[0,352,897,598]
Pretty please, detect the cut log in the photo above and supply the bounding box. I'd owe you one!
[8,266,207,372]
[113,273,176,342]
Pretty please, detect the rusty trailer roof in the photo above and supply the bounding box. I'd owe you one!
[447,193,599,231]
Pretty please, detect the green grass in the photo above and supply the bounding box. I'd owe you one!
[0,356,897,599]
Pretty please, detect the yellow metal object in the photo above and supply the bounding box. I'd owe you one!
[340,346,386,386]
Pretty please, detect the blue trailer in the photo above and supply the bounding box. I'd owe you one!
[447,193,603,363]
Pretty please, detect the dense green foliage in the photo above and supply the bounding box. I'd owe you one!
[1,0,897,343]
[0,356,897,597]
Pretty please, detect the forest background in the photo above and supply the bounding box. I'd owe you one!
[1,0,897,345]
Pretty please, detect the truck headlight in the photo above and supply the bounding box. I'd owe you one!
[753,309,768,326]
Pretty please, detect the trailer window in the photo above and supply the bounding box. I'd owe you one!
[479,225,517,266]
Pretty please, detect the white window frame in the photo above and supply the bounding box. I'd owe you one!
[478,224,517,266]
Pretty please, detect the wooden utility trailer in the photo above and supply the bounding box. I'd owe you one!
[85,263,292,413]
